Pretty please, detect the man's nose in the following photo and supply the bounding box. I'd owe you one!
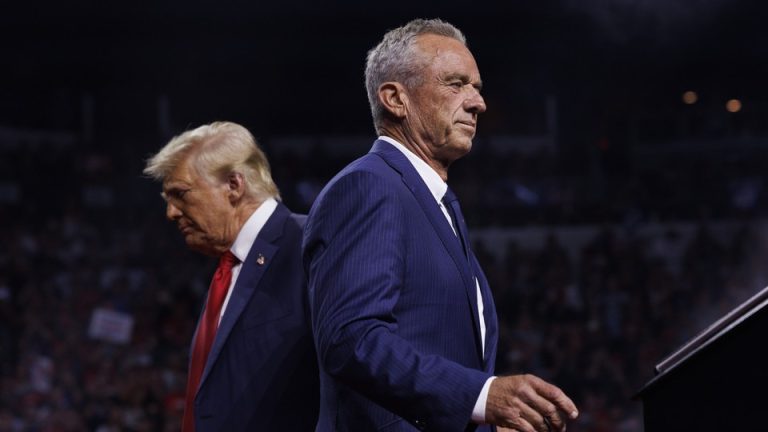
[465,89,486,114]
[166,202,182,221]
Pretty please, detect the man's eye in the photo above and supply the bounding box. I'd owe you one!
[167,189,189,200]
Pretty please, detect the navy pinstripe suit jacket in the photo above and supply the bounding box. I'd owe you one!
[303,140,498,432]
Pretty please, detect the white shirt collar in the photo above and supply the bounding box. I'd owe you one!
[230,197,279,262]
[379,136,447,204]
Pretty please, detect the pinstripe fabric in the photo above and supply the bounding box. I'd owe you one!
[303,140,498,432]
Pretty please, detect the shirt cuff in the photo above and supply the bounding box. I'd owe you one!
[471,376,497,424]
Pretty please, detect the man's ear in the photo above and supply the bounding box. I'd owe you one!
[226,172,246,203]
[378,82,409,119]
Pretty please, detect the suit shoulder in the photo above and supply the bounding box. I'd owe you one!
[304,156,407,236]
[273,204,307,232]
[323,153,400,193]
[289,212,307,229]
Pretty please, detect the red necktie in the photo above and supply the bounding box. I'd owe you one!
[182,251,239,432]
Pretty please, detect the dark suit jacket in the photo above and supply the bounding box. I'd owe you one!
[303,140,498,432]
[192,202,319,431]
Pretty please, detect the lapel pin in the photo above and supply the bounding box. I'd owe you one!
[256,254,266,266]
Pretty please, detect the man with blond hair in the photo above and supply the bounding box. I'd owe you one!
[145,121,318,431]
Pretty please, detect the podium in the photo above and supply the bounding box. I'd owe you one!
[636,285,768,431]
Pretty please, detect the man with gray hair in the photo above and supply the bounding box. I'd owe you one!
[144,121,318,431]
[304,19,578,432]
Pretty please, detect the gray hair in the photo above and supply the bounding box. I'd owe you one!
[364,18,467,134]
[143,121,280,200]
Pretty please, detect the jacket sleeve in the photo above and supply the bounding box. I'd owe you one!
[303,171,490,431]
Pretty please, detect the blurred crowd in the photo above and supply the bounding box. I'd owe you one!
[2,135,768,431]
[477,220,768,431]
[269,136,768,228]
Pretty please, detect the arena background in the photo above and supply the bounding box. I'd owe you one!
[2,0,767,430]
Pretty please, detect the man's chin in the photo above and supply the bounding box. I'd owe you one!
[184,237,214,256]
[450,139,473,156]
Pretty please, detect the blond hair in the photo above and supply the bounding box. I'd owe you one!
[143,121,280,200]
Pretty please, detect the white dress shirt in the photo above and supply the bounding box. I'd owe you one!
[218,197,278,322]
[380,136,495,424]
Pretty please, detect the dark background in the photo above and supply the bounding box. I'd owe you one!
[2,1,768,430]
[4,0,767,138]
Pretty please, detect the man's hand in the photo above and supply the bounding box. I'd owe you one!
[485,374,578,432]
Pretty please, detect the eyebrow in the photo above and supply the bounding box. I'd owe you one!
[444,73,483,90]
[161,183,190,199]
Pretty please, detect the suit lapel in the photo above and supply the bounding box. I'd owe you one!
[371,140,484,361]
[196,203,288,394]
[472,254,498,371]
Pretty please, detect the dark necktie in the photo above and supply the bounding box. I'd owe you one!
[442,187,470,258]
[182,250,239,432]
[443,188,490,358]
